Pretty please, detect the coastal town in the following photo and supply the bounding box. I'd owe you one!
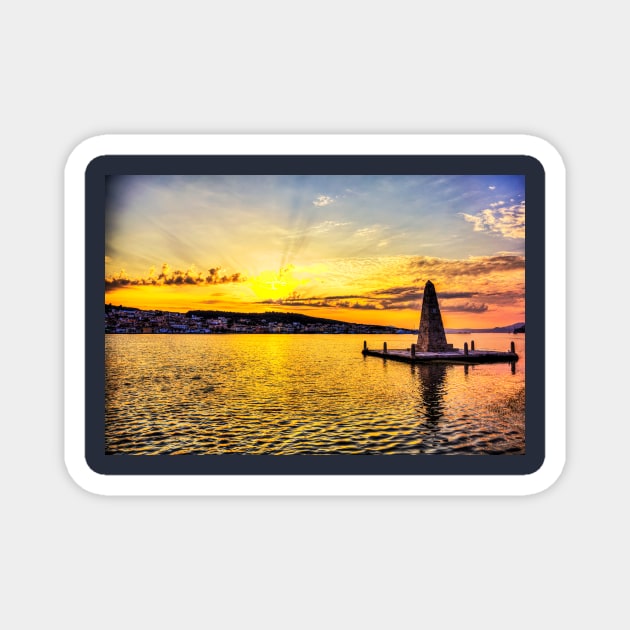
[105,305,412,335]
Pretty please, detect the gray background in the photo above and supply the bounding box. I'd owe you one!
[2,1,625,628]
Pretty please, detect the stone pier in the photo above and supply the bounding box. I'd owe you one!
[361,279,519,365]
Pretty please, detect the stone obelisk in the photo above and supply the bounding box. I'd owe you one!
[414,280,453,352]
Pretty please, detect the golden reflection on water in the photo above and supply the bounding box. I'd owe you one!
[105,333,525,455]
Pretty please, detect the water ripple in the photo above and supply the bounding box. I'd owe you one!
[106,333,525,456]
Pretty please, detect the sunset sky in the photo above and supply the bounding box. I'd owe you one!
[105,174,525,329]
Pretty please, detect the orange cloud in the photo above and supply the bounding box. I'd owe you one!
[105,264,246,290]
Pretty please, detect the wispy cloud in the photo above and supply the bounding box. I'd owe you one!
[283,220,351,242]
[459,201,525,239]
[312,195,335,207]
[257,286,492,316]
[441,301,488,313]
[354,225,381,237]
[407,253,524,276]
[311,220,351,233]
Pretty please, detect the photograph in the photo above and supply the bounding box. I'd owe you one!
[103,172,527,458]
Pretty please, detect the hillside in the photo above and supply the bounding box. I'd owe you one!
[105,304,416,333]
[445,322,525,334]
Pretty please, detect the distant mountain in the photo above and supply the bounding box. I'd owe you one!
[187,309,417,332]
[187,308,353,327]
[445,322,525,334]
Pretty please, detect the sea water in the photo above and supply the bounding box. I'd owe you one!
[105,333,525,455]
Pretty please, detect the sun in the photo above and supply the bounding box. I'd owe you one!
[249,269,298,301]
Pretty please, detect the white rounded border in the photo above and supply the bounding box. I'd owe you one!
[64,134,565,496]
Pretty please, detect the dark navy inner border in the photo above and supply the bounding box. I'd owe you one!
[85,155,545,476]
